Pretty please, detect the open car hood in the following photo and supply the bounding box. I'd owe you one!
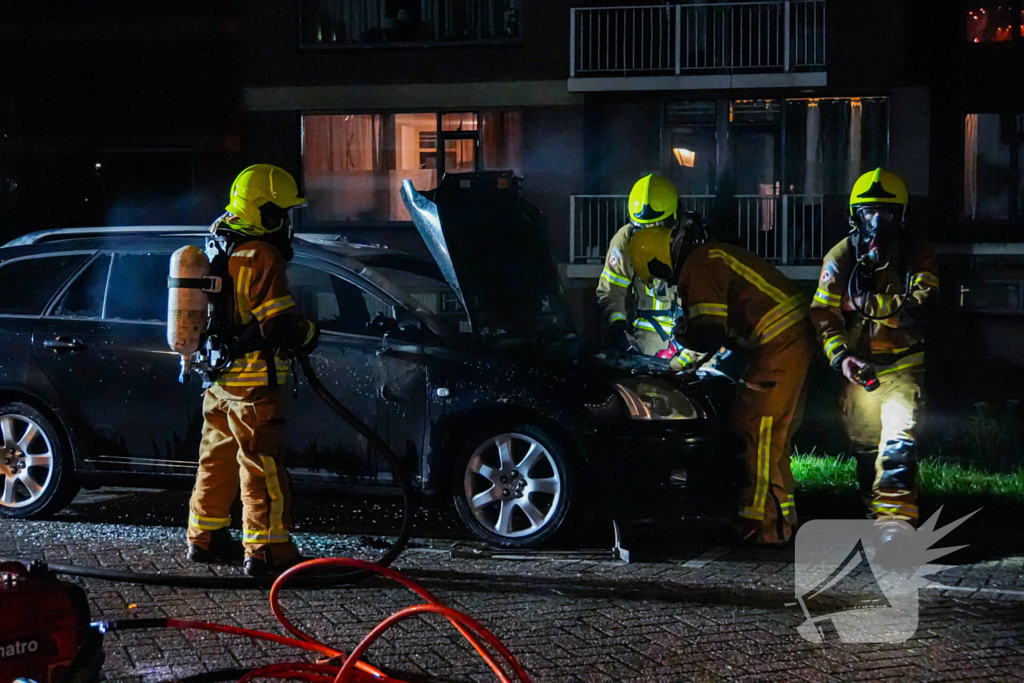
[401,172,574,337]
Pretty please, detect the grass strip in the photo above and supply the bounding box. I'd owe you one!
[791,452,1024,502]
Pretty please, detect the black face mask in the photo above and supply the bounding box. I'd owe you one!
[266,227,294,262]
[659,212,707,275]
[259,203,289,234]
[852,204,902,261]
[258,203,295,261]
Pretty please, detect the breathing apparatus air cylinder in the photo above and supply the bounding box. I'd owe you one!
[167,246,222,381]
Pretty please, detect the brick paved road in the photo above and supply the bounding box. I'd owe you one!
[2,489,1023,682]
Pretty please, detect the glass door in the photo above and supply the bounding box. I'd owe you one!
[730,125,781,259]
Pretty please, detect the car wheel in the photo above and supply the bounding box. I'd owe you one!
[0,403,77,519]
[453,424,575,548]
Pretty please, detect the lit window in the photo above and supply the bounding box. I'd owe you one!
[966,5,1016,43]
[672,148,696,167]
[964,113,1011,220]
[302,111,520,224]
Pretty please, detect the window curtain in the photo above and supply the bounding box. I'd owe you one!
[302,114,389,222]
[964,114,979,220]
[846,99,863,193]
[785,98,888,197]
[481,110,522,173]
[303,115,378,174]
[333,0,385,42]
[421,0,437,34]
[804,102,822,196]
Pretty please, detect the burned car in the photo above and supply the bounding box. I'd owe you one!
[0,172,738,547]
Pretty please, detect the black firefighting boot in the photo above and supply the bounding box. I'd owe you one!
[872,520,915,571]
[187,528,244,564]
[243,547,308,578]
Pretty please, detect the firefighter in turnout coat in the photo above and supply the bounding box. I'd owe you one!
[629,226,813,544]
[596,174,699,369]
[186,165,319,576]
[809,168,937,526]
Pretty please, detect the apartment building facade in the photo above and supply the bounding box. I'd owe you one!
[3,1,1020,395]
[234,3,929,323]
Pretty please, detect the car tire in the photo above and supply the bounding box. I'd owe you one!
[0,402,78,519]
[452,423,576,548]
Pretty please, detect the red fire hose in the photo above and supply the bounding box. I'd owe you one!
[100,557,531,683]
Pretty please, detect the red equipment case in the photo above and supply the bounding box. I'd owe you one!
[0,561,100,683]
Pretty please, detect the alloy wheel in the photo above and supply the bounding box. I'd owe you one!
[0,413,55,508]
[463,432,562,539]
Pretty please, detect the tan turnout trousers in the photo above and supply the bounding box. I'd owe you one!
[842,367,923,524]
[733,323,814,544]
[187,384,297,561]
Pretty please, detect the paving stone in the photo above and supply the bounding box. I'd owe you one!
[3,493,1024,683]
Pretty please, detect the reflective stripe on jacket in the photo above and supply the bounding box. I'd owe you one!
[676,243,807,348]
[808,236,937,368]
[595,225,677,339]
[217,238,299,388]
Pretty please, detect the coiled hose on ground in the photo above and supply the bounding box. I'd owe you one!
[95,558,531,683]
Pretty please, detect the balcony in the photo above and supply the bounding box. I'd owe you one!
[567,194,825,278]
[569,1,827,92]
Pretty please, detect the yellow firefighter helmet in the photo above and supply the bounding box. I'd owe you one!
[627,226,674,286]
[224,164,307,235]
[849,168,908,215]
[628,174,678,227]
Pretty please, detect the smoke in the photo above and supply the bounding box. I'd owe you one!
[105,190,222,227]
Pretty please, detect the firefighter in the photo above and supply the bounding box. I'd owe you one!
[186,164,319,577]
[596,174,695,365]
[629,226,813,544]
[809,168,937,527]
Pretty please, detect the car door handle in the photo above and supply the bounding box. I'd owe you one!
[379,385,405,403]
[44,337,86,352]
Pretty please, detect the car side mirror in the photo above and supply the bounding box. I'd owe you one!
[367,313,400,337]
[395,307,421,332]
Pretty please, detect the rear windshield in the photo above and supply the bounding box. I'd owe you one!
[0,253,90,315]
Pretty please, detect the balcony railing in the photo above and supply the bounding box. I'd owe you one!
[570,1,826,76]
[569,194,825,266]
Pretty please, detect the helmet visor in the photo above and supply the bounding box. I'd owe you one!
[285,208,295,243]
[854,204,901,237]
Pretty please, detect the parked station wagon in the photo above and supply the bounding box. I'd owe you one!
[0,172,738,546]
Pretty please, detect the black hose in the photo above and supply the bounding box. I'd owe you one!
[177,669,248,683]
[9,354,415,589]
[37,562,360,589]
[295,353,415,572]
[99,618,169,631]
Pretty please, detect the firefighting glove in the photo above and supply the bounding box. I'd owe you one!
[608,319,642,354]
[672,317,688,345]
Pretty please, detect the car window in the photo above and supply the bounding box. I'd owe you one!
[0,253,91,315]
[373,266,470,331]
[51,254,112,319]
[289,263,391,335]
[104,253,170,322]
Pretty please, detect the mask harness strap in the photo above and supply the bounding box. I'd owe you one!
[846,220,913,322]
